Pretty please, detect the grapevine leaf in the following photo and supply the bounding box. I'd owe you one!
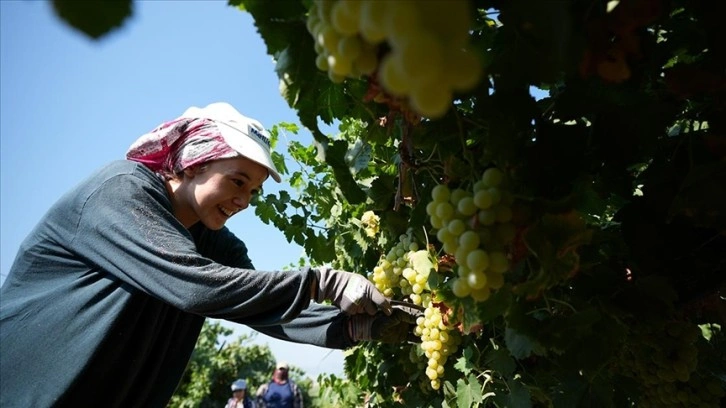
[458,297,481,334]
[485,347,516,378]
[345,138,372,175]
[455,374,483,408]
[235,0,305,54]
[454,345,477,376]
[368,175,396,211]
[504,379,532,408]
[326,140,367,204]
[476,285,513,324]
[52,0,132,39]
[669,161,726,230]
[409,250,437,275]
[254,194,277,224]
[504,327,545,360]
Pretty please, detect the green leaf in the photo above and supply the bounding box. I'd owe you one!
[454,345,477,376]
[476,286,513,323]
[504,379,532,408]
[409,250,436,275]
[52,0,132,39]
[504,326,546,360]
[485,347,516,378]
[325,140,367,204]
[455,374,483,408]
[345,138,372,175]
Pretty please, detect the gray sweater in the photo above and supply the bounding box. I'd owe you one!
[0,160,352,407]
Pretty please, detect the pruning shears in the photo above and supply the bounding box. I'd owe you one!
[389,299,425,319]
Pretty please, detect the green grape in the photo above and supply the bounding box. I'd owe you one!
[482,167,504,188]
[315,53,329,71]
[378,53,410,97]
[353,45,378,76]
[477,209,497,226]
[330,0,359,35]
[398,32,444,84]
[435,202,454,220]
[449,188,469,206]
[432,184,450,202]
[359,0,388,44]
[442,238,458,255]
[467,269,487,289]
[409,80,452,119]
[418,0,471,47]
[327,70,345,83]
[430,215,444,229]
[489,251,510,274]
[306,13,321,35]
[315,0,335,24]
[457,196,477,216]
[466,249,490,271]
[487,187,502,206]
[470,286,491,301]
[473,189,494,210]
[447,218,466,236]
[337,35,362,60]
[327,53,353,76]
[316,24,340,50]
[384,0,420,47]
[458,231,480,251]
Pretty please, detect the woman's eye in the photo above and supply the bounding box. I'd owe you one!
[232,179,244,187]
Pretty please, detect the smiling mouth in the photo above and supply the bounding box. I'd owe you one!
[219,205,237,218]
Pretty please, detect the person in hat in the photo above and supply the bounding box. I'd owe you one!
[0,102,417,407]
[226,379,256,408]
[255,361,303,408]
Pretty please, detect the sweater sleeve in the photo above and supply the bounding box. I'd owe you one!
[194,225,355,349]
[247,303,355,349]
[71,168,314,326]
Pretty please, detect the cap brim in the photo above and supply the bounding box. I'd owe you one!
[215,120,282,183]
[181,103,281,183]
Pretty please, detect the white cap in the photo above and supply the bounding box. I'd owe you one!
[181,102,281,182]
[276,361,289,370]
[231,379,247,391]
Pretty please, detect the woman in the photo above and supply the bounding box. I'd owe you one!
[0,103,403,407]
[227,379,256,408]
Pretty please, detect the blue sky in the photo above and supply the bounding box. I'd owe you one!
[0,0,344,377]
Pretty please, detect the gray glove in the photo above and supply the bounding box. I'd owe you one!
[349,306,421,343]
[315,267,391,315]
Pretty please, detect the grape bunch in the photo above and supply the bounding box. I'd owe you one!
[426,167,516,302]
[414,302,461,390]
[360,210,380,238]
[369,230,424,301]
[617,321,724,407]
[305,0,482,119]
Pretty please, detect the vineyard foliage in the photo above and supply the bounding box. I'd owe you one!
[52,0,725,407]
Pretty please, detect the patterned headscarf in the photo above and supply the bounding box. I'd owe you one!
[126,117,239,175]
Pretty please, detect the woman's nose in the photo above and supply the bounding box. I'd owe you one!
[232,195,249,210]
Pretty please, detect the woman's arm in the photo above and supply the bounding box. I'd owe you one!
[71,164,315,326]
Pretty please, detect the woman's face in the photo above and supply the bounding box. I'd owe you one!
[172,156,268,229]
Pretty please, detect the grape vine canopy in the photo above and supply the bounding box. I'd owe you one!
[52,0,725,407]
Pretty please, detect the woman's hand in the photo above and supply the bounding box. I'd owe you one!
[315,268,392,315]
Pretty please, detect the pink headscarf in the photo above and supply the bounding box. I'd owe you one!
[126,117,238,174]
